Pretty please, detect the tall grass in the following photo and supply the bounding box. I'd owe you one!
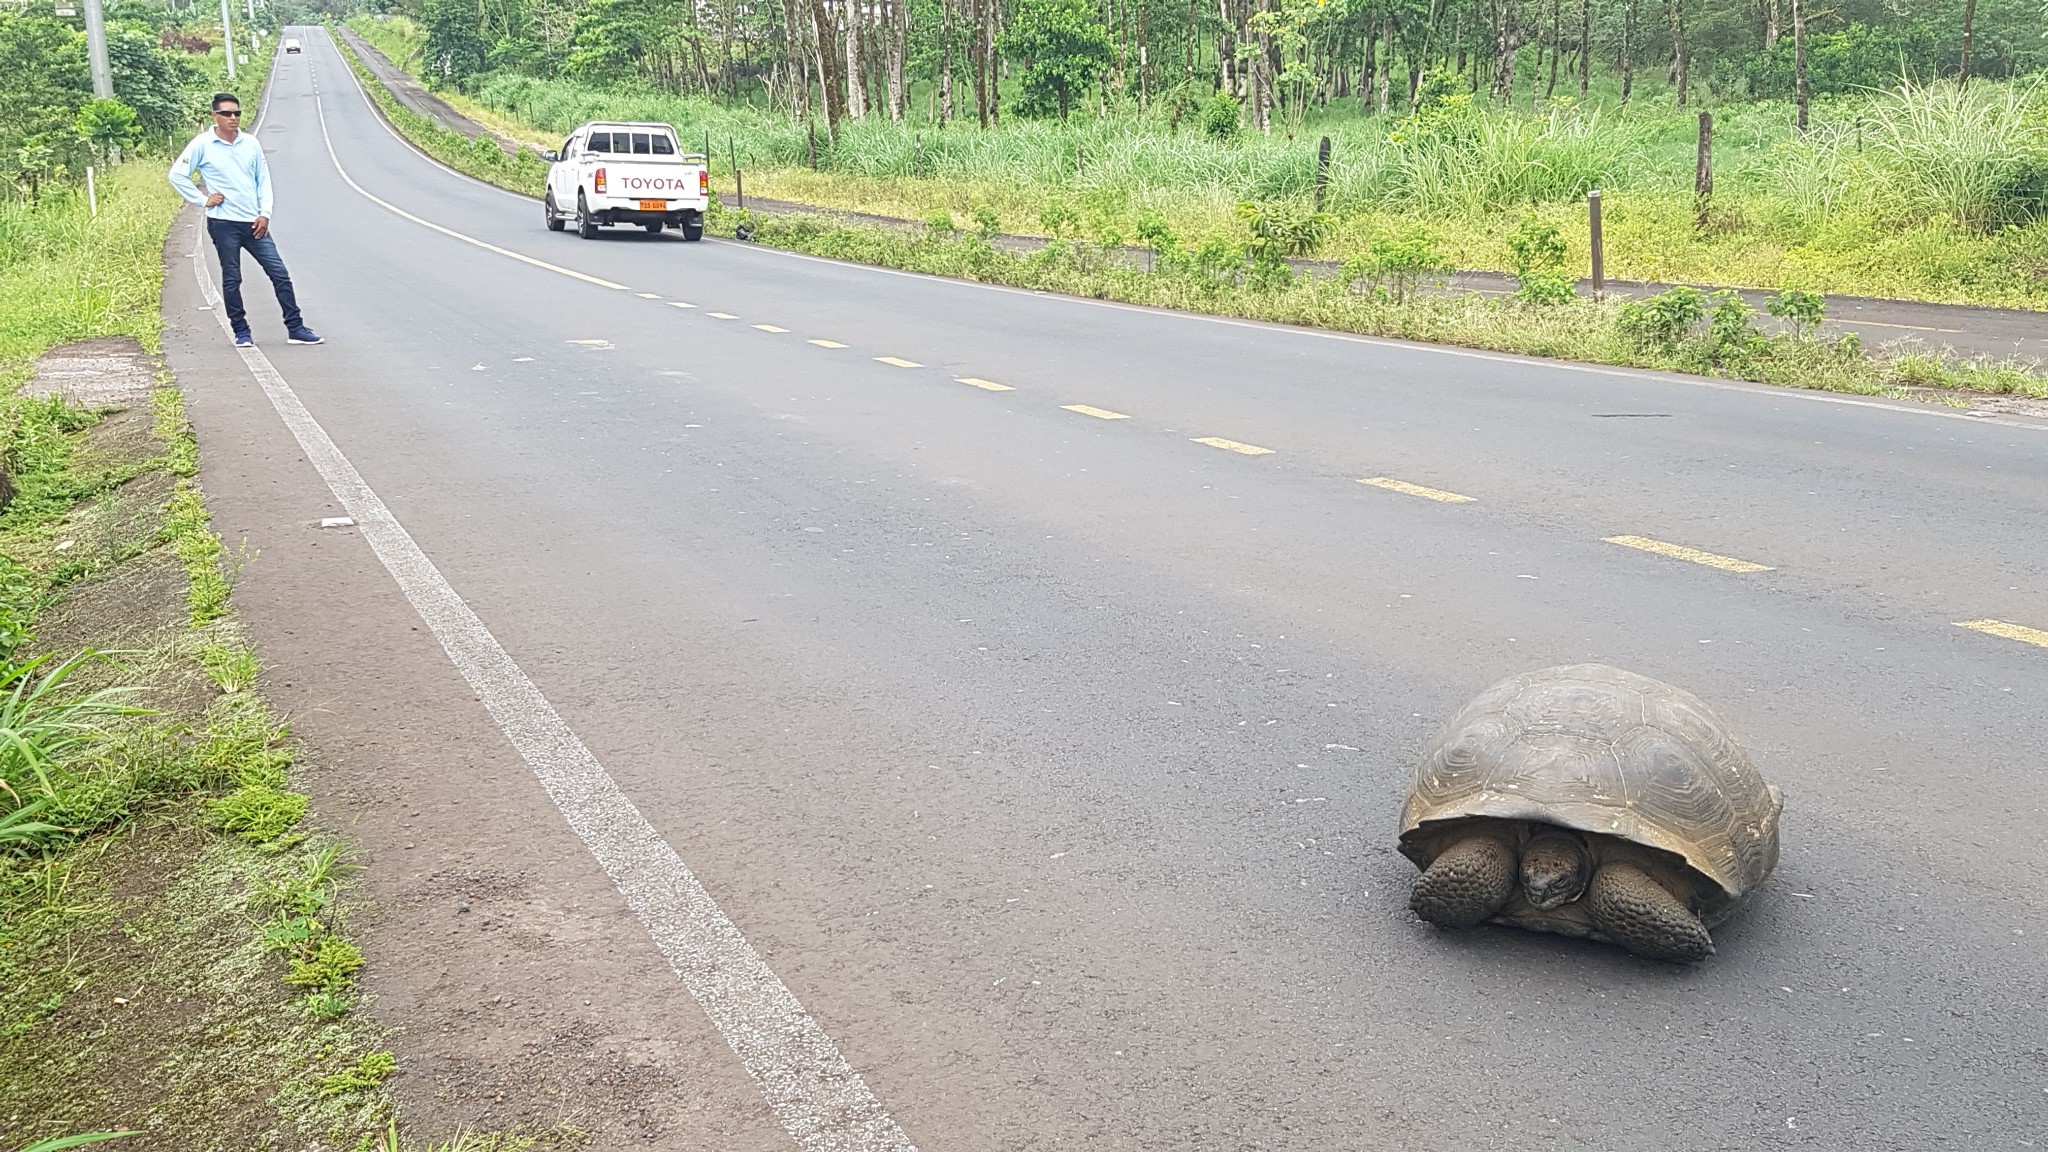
[0,163,184,378]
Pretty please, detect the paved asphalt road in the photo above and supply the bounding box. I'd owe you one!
[164,29,2047,1151]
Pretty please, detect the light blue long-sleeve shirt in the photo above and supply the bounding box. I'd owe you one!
[168,128,274,222]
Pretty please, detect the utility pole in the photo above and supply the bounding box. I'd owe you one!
[220,0,237,80]
[82,0,114,98]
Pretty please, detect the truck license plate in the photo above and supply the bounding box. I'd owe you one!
[638,199,666,211]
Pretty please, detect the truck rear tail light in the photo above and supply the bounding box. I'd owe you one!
[699,169,709,195]
[594,167,607,193]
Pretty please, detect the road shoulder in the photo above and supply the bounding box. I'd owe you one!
[158,205,787,1149]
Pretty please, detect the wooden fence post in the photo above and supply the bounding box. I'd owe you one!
[1694,112,1713,234]
[1588,189,1604,297]
[1314,136,1332,211]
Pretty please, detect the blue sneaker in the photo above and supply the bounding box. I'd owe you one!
[232,330,254,347]
[287,327,323,345]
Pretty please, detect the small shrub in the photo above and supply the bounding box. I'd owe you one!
[1506,214,1568,279]
[1199,91,1242,140]
[211,784,307,843]
[286,935,364,992]
[1341,232,1450,302]
[1038,200,1079,237]
[302,990,353,1020]
[1236,199,1331,286]
[1709,291,1769,363]
[1134,213,1179,270]
[971,201,1001,241]
[1767,289,1827,339]
[1618,285,1708,348]
[317,1049,394,1097]
[1515,270,1578,305]
[922,208,956,235]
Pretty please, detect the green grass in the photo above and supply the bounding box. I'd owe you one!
[377,23,2048,310]
[717,200,2047,399]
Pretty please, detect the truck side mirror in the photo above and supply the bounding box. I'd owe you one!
[541,149,560,163]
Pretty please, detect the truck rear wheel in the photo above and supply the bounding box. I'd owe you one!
[544,193,565,232]
[681,216,704,242]
[576,193,599,240]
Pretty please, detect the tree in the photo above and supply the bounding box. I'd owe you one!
[999,0,1112,120]
[74,98,140,163]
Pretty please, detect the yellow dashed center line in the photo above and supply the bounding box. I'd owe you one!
[668,302,697,310]
[706,312,738,320]
[1956,619,2048,649]
[1359,477,1476,503]
[636,293,662,299]
[1063,404,1130,420]
[753,324,790,333]
[958,377,1014,391]
[1193,436,1275,456]
[1604,535,1773,573]
[808,339,849,348]
[875,356,923,368]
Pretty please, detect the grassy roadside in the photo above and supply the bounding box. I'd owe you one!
[0,134,546,1152]
[331,31,2048,407]
[345,14,2048,312]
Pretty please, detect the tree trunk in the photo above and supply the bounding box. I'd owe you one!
[974,0,989,126]
[986,0,1001,125]
[1792,0,1807,127]
[1665,0,1687,108]
[1619,0,1634,101]
[1762,0,1779,45]
[1578,0,1590,95]
[1362,22,1377,113]
[807,0,846,139]
[1377,15,1393,112]
[1546,0,1560,97]
[780,0,811,117]
[889,0,907,118]
[1490,0,1518,106]
[1959,0,1977,84]
[940,0,955,124]
[1138,0,1150,104]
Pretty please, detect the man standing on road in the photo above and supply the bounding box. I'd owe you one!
[169,93,322,347]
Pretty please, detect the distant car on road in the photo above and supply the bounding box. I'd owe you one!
[283,37,301,53]
[542,122,708,241]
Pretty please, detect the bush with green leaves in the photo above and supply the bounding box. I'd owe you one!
[1618,285,1708,349]
[1235,198,1330,286]
[1505,214,1574,304]
[1767,289,1827,339]
[1708,290,1769,364]
[1199,91,1242,141]
[1341,232,1450,302]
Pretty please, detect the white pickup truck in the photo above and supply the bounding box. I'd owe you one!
[542,122,708,241]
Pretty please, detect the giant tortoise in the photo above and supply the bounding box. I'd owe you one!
[1399,664,1783,962]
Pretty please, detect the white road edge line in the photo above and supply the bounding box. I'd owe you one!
[198,108,917,1152]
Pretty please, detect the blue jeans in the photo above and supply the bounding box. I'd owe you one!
[207,217,304,333]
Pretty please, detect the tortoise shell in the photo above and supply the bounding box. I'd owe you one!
[1399,664,1783,925]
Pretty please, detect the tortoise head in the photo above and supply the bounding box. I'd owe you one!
[1519,826,1592,909]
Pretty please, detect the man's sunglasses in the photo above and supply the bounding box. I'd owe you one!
[214,109,242,117]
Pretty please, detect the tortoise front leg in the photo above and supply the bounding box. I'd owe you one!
[1409,832,1517,928]
[1584,863,1715,962]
